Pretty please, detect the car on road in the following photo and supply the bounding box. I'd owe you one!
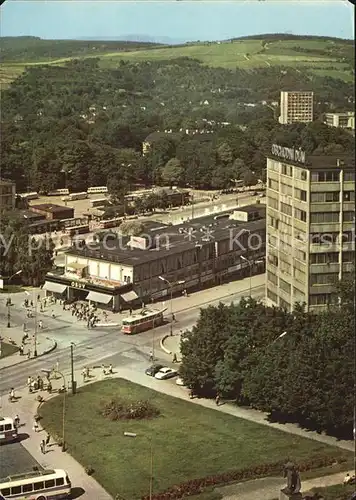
[176,377,184,386]
[154,367,178,380]
[145,364,164,377]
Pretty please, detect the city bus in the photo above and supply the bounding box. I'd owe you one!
[0,417,18,444]
[65,224,89,237]
[47,189,69,196]
[122,308,166,334]
[18,192,39,201]
[61,192,88,202]
[87,186,108,194]
[0,468,71,499]
[99,218,121,229]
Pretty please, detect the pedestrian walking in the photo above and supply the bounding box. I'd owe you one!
[45,433,50,447]
[108,364,113,374]
[23,323,27,332]
[30,300,33,307]
[9,388,15,402]
[14,415,20,428]
[33,420,39,432]
[27,350,31,359]
[39,320,43,329]
[19,345,24,356]
[37,294,40,302]
[51,310,55,319]
[215,394,220,406]
[149,350,154,362]
[172,353,178,363]
[40,441,45,454]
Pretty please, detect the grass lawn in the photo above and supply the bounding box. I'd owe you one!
[0,341,19,358]
[39,379,352,500]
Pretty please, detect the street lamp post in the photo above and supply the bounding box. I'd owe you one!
[70,342,76,394]
[7,270,23,328]
[158,277,185,336]
[41,368,66,452]
[240,256,264,298]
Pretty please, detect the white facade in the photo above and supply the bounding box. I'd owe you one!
[65,254,134,284]
[279,91,314,125]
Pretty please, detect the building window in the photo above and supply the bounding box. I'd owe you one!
[344,172,355,181]
[309,294,330,305]
[280,202,293,216]
[268,254,278,267]
[343,191,355,202]
[301,170,307,181]
[310,273,339,285]
[295,188,307,201]
[267,288,278,303]
[310,212,339,223]
[310,252,339,264]
[268,198,278,210]
[279,298,290,310]
[267,270,278,285]
[281,164,292,176]
[311,171,340,182]
[342,252,354,262]
[311,192,339,202]
[268,179,279,190]
[268,234,277,247]
[295,208,307,222]
[343,211,355,221]
[279,278,291,293]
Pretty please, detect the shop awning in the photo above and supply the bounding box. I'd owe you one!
[120,290,138,302]
[43,281,67,294]
[67,262,87,270]
[86,291,112,304]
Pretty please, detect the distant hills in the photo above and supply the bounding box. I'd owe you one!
[76,35,187,45]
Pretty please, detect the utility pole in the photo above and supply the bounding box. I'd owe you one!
[70,343,76,394]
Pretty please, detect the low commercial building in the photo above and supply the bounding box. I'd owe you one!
[30,204,74,220]
[324,111,355,130]
[0,179,16,211]
[43,204,266,310]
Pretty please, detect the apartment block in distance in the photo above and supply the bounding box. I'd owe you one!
[324,111,355,130]
[279,91,314,125]
[0,178,16,211]
[266,143,355,312]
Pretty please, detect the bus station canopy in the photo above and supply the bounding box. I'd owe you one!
[43,282,67,294]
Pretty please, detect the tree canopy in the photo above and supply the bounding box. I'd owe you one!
[180,279,355,438]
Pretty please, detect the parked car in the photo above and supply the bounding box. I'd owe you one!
[145,364,164,377]
[154,367,178,380]
[176,377,184,386]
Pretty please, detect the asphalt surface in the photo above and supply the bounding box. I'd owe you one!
[0,284,264,394]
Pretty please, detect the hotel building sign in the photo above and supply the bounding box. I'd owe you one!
[271,144,306,164]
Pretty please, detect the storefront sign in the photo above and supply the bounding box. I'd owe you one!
[71,281,86,289]
[271,144,305,164]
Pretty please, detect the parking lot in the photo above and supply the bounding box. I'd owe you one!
[0,440,41,478]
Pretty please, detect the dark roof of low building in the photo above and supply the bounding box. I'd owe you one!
[19,210,46,220]
[30,204,74,212]
[66,204,266,267]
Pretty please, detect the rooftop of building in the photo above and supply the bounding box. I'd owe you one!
[66,204,266,266]
[324,111,354,116]
[30,204,74,212]
[19,210,46,220]
[267,153,355,171]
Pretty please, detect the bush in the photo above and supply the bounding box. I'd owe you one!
[101,398,160,421]
[140,455,347,499]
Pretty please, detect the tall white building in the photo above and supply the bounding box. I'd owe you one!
[279,91,314,125]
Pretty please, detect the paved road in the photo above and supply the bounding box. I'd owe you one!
[0,285,264,394]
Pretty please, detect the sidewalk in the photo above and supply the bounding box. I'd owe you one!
[0,360,352,500]
[216,471,349,500]
[1,373,112,500]
[0,335,56,370]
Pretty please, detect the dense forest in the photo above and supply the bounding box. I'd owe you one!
[1,57,354,193]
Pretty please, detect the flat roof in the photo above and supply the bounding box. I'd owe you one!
[66,204,266,266]
[267,154,355,171]
[31,204,74,212]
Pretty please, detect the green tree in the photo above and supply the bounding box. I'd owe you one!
[243,170,258,187]
[161,158,183,187]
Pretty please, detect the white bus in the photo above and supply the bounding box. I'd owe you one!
[61,192,88,202]
[18,192,39,201]
[47,189,69,196]
[0,468,71,499]
[0,417,18,444]
[87,186,108,194]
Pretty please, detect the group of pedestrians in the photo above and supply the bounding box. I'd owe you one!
[70,302,101,328]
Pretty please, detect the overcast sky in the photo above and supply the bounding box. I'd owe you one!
[1,1,354,41]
